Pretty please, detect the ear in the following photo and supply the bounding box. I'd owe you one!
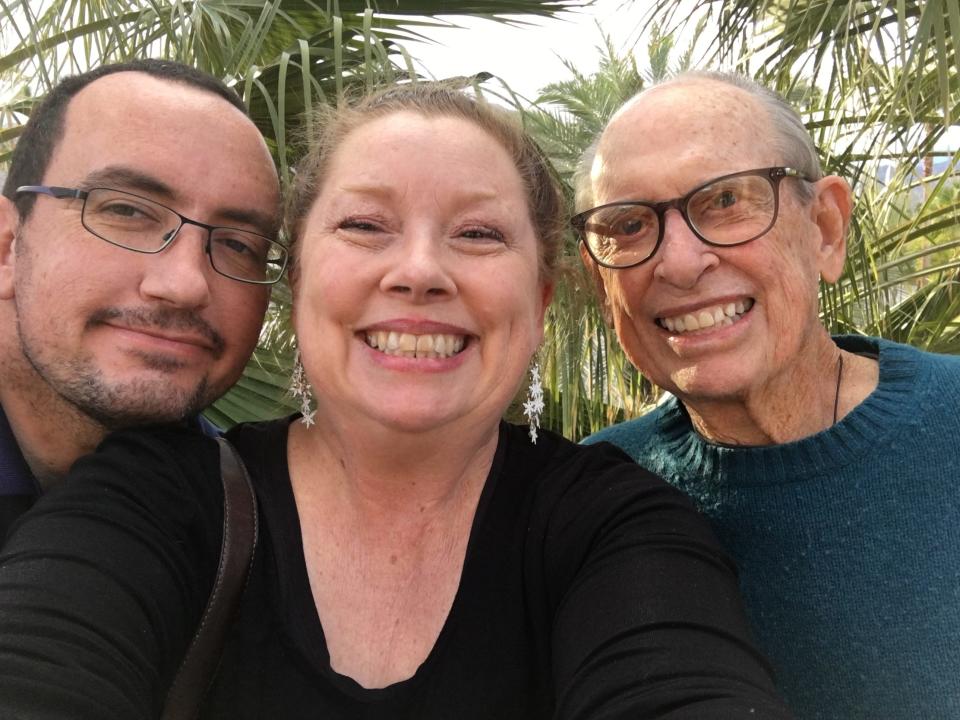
[810,175,853,283]
[533,279,555,345]
[578,242,614,327]
[0,196,19,300]
[538,280,555,322]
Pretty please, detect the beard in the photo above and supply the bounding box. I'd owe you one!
[16,306,225,430]
[29,352,213,430]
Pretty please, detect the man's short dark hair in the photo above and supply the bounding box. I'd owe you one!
[2,59,248,218]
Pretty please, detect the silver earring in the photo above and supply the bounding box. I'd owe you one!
[523,363,545,444]
[290,349,316,427]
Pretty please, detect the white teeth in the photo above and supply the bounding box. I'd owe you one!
[658,299,754,335]
[365,331,467,359]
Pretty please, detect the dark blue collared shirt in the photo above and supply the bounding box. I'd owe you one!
[0,403,41,540]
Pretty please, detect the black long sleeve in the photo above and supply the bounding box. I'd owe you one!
[0,426,223,719]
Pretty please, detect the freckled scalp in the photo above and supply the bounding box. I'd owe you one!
[575,71,822,211]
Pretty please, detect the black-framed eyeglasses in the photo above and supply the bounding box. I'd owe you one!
[572,166,814,270]
[16,185,288,285]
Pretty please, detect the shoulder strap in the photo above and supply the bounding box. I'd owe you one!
[161,436,258,720]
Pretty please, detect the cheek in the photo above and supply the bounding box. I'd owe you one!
[758,244,823,358]
[231,288,270,340]
[603,271,652,335]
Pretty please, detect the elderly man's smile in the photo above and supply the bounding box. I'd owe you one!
[656,298,755,334]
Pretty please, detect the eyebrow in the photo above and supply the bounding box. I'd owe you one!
[80,166,280,238]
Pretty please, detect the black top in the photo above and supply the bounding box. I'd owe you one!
[0,419,792,719]
[0,403,40,539]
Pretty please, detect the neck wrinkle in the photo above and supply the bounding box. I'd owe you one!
[287,413,500,519]
[685,332,843,446]
[649,336,916,493]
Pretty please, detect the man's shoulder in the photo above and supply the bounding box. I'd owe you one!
[581,401,675,463]
[842,334,960,376]
[894,339,960,373]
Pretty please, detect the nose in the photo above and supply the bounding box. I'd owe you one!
[651,209,719,289]
[379,230,457,302]
[138,224,213,308]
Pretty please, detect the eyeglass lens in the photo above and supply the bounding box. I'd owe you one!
[81,188,284,282]
[583,173,777,268]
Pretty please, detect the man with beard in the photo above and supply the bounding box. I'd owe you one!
[0,59,284,537]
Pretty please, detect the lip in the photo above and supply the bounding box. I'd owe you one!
[360,318,473,336]
[104,323,217,356]
[653,294,753,320]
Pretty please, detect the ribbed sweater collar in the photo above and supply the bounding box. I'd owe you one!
[653,336,920,488]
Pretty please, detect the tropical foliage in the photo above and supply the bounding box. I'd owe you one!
[516,25,705,438]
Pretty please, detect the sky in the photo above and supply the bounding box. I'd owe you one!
[406,1,652,102]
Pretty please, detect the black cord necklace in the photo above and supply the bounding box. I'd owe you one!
[832,353,844,425]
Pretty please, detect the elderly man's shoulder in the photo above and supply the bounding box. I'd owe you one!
[853,334,960,385]
[580,398,676,464]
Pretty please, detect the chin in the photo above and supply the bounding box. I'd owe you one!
[668,366,755,405]
[372,404,462,434]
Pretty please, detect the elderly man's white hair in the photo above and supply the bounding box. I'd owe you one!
[573,71,823,212]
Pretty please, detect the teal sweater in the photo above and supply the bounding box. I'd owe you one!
[584,336,960,719]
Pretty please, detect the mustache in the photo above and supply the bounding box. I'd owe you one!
[87,307,226,358]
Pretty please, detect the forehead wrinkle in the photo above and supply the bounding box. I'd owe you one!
[593,83,780,206]
[338,181,501,208]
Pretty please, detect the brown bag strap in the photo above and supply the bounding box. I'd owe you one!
[161,436,258,720]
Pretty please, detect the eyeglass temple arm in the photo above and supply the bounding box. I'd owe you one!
[16,185,86,199]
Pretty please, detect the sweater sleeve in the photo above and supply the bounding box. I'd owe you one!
[544,441,792,720]
[0,426,224,720]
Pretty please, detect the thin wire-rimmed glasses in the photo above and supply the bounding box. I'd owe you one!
[572,166,814,270]
[16,185,288,285]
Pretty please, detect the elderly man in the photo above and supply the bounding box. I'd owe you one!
[578,71,960,719]
[0,59,284,538]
